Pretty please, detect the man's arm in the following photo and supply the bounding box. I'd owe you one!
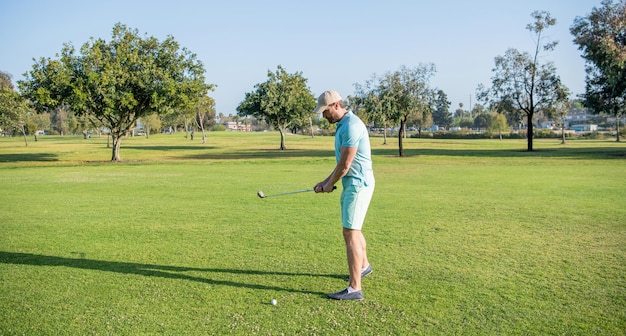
[315,146,357,192]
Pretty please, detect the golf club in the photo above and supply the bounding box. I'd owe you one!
[257,186,336,199]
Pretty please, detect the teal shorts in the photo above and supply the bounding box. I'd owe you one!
[340,184,375,230]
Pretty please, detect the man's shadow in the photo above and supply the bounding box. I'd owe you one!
[0,251,342,296]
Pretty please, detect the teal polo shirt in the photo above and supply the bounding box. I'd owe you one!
[335,111,375,187]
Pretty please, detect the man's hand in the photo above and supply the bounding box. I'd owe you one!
[314,182,336,193]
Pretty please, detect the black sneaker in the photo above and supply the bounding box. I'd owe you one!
[345,264,373,282]
[327,288,364,300]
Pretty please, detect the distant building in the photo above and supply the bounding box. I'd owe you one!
[566,106,593,127]
[571,124,598,132]
[223,122,251,132]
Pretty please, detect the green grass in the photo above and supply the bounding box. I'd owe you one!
[1,133,625,335]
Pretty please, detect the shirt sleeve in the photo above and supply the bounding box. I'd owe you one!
[340,122,361,148]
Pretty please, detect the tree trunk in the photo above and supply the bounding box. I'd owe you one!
[616,114,621,142]
[398,117,406,157]
[383,121,388,145]
[111,135,122,161]
[197,114,206,143]
[20,125,28,147]
[309,117,314,138]
[561,124,566,145]
[526,113,534,151]
[279,129,286,150]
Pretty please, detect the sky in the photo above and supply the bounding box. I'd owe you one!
[0,0,602,116]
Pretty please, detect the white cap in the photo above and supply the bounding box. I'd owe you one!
[313,90,342,114]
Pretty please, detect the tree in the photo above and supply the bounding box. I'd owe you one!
[380,65,436,156]
[571,0,625,142]
[477,84,515,140]
[19,23,214,161]
[487,112,509,140]
[193,95,216,143]
[49,105,69,135]
[353,65,436,156]
[236,65,316,150]
[352,75,391,145]
[0,71,14,90]
[543,85,572,144]
[0,87,32,146]
[141,113,161,138]
[407,107,433,138]
[473,112,492,130]
[29,112,51,141]
[486,11,568,151]
[454,103,465,118]
[432,90,453,129]
[555,100,572,144]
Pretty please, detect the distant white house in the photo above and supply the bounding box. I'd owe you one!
[223,122,251,131]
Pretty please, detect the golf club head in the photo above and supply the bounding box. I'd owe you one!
[257,191,265,198]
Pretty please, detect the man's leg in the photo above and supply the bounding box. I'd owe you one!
[360,231,369,271]
[344,228,367,291]
[328,185,373,300]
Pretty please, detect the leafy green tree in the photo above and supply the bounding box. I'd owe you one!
[542,85,572,144]
[0,87,32,146]
[352,75,392,145]
[354,65,436,156]
[193,95,216,143]
[555,100,572,144]
[406,107,433,138]
[49,106,69,135]
[141,113,161,138]
[236,65,316,150]
[571,0,625,142]
[19,23,214,161]
[458,118,474,129]
[0,71,14,90]
[432,90,453,129]
[485,11,568,151]
[454,103,465,119]
[29,112,51,141]
[379,64,436,156]
[473,112,492,130]
[487,112,509,140]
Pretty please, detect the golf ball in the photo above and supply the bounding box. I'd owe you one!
[271,299,277,305]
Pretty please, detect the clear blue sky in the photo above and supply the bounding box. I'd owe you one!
[0,0,601,115]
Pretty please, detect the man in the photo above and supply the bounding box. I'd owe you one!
[313,90,375,301]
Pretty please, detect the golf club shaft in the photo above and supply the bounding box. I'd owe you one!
[260,186,337,198]
[263,189,313,198]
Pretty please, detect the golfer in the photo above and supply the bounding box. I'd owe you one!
[314,90,375,300]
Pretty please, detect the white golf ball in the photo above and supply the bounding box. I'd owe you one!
[271,299,277,305]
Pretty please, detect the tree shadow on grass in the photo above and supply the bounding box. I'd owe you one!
[123,145,217,151]
[121,146,334,160]
[372,146,626,160]
[0,251,338,296]
[0,153,58,162]
[181,148,335,160]
[132,144,625,160]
